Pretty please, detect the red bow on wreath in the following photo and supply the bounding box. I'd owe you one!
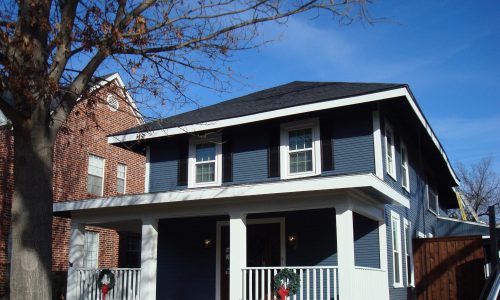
[278,285,289,300]
[101,284,109,300]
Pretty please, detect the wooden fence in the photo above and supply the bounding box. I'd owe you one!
[413,236,486,300]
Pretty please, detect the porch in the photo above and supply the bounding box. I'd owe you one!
[64,194,391,300]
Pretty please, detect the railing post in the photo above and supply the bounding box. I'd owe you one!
[66,221,85,300]
[229,211,247,300]
[140,218,159,300]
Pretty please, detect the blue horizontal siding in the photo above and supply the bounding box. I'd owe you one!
[436,218,489,237]
[353,213,380,268]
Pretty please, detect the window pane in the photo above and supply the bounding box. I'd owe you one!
[88,155,104,176]
[289,129,312,150]
[402,166,408,187]
[87,174,103,195]
[117,178,125,193]
[394,252,400,283]
[84,231,99,268]
[196,162,215,183]
[289,150,312,173]
[196,143,216,162]
[117,164,126,178]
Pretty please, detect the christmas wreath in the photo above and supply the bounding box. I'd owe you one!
[273,268,300,300]
[97,269,115,292]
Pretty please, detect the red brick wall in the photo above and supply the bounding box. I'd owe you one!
[0,81,145,297]
[0,126,13,297]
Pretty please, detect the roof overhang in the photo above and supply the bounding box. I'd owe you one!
[54,174,409,217]
[108,86,459,185]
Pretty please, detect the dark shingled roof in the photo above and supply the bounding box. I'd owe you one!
[112,81,405,136]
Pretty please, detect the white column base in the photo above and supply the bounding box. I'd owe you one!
[140,218,159,300]
[229,212,247,300]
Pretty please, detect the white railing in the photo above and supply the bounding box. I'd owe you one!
[242,266,338,300]
[353,267,388,300]
[75,268,141,300]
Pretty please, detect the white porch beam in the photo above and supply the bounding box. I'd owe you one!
[140,218,159,300]
[335,203,355,300]
[229,212,247,300]
[66,222,85,300]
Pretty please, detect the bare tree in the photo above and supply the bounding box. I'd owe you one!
[0,0,373,298]
[457,157,500,219]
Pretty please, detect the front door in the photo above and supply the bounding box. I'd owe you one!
[220,222,281,300]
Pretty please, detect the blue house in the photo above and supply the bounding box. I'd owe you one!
[55,82,488,300]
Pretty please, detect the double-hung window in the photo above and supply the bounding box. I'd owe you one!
[385,122,397,180]
[87,154,105,196]
[391,211,403,287]
[83,231,99,268]
[188,135,222,188]
[280,119,321,179]
[427,184,438,214]
[400,142,410,191]
[403,218,414,286]
[117,163,127,194]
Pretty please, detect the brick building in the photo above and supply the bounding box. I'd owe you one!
[0,73,145,298]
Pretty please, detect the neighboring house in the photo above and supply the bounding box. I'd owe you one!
[54,81,488,300]
[0,73,145,298]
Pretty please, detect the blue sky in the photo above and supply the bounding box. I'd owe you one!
[172,0,499,171]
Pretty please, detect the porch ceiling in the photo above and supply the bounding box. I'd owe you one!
[54,174,408,221]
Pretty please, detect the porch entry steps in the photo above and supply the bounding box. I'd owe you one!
[241,266,338,300]
[74,268,141,300]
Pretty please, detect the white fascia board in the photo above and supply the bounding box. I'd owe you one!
[108,88,408,143]
[53,174,409,213]
[436,215,488,227]
[107,86,458,185]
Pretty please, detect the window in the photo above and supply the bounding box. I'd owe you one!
[107,94,119,112]
[84,231,99,268]
[117,163,127,194]
[87,155,105,196]
[188,135,222,188]
[403,218,414,286]
[400,142,410,191]
[280,118,321,179]
[385,122,397,180]
[391,211,403,287]
[427,185,438,214]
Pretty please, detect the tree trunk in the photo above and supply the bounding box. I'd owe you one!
[9,119,54,300]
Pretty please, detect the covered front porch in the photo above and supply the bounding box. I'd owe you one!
[62,188,393,300]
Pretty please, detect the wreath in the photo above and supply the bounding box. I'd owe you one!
[97,269,115,291]
[273,268,300,299]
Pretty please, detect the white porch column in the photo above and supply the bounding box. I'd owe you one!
[66,221,85,300]
[140,218,159,300]
[335,203,356,300]
[229,212,247,300]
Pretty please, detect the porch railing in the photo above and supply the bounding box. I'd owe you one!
[74,268,141,300]
[242,266,338,300]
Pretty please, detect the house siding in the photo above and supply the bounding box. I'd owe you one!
[436,218,489,237]
[353,212,380,269]
[148,105,375,192]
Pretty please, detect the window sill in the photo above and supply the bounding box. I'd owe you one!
[188,181,221,189]
[386,171,397,181]
[393,284,404,289]
[402,185,410,193]
[281,171,320,180]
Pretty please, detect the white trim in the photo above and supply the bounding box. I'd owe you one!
[390,211,403,288]
[87,154,105,196]
[378,221,388,272]
[188,134,222,188]
[384,121,397,181]
[145,146,150,193]
[107,86,459,185]
[106,94,119,112]
[140,218,158,300]
[280,118,321,179]
[215,217,286,300]
[400,141,410,192]
[436,215,488,227]
[372,109,384,180]
[426,184,438,215]
[54,173,410,213]
[403,218,415,287]
[117,163,127,194]
[336,203,356,299]
[83,230,99,268]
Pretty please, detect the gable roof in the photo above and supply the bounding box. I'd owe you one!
[113,81,404,135]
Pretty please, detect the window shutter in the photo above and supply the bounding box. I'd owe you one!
[177,140,188,186]
[268,128,280,178]
[222,138,233,182]
[321,122,334,171]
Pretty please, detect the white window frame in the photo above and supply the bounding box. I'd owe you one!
[391,211,403,287]
[107,94,119,112]
[385,121,397,180]
[188,134,222,188]
[87,154,105,196]
[117,163,127,194]
[427,184,439,215]
[400,141,410,192]
[403,218,415,287]
[83,231,99,268]
[280,118,321,180]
